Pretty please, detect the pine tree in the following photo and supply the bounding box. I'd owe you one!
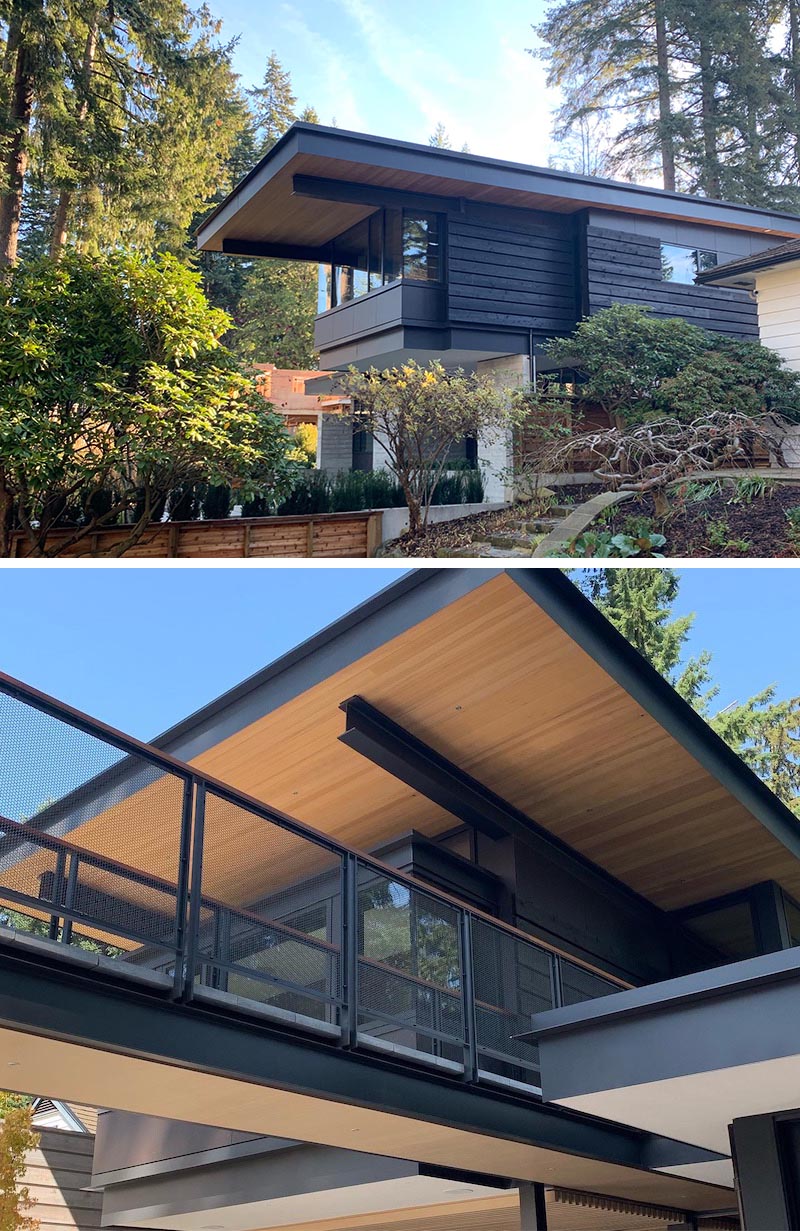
[577,569,800,815]
[428,122,452,148]
[248,51,297,155]
[534,0,682,189]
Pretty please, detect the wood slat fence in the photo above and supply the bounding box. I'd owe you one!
[8,511,384,559]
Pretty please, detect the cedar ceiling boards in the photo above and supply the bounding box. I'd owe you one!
[258,1188,720,1231]
[182,572,800,912]
[22,571,800,916]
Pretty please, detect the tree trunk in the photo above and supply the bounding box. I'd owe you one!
[0,471,12,558]
[50,12,99,257]
[790,0,800,175]
[654,0,676,190]
[698,35,721,197]
[0,10,36,266]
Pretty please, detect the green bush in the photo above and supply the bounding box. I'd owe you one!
[275,466,484,516]
[541,304,800,427]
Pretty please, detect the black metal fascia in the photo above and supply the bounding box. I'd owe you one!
[506,570,800,868]
[0,947,726,1177]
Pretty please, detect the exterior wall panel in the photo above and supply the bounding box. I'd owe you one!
[447,205,578,338]
[585,223,759,338]
[25,1128,101,1231]
[755,262,800,370]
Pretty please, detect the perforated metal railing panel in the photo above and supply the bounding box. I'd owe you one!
[0,689,187,963]
[195,789,343,1023]
[471,918,554,1086]
[356,863,466,1062]
[559,958,620,1006]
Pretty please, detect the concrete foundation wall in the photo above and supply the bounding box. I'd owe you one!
[476,354,530,502]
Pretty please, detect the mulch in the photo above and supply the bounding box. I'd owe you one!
[383,485,604,557]
[606,483,800,558]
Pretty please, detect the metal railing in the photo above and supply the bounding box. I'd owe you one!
[0,671,624,1092]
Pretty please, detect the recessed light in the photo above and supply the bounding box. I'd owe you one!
[7,1060,20,1067]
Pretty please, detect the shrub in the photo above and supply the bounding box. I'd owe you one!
[0,251,300,557]
[540,304,800,427]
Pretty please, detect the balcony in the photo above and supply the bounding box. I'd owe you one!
[314,280,447,367]
[0,671,621,1099]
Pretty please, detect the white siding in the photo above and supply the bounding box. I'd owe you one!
[756,261,800,371]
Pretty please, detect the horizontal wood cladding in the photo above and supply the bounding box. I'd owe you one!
[25,1129,101,1231]
[447,206,578,336]
[585,224,759,338]
[8,512,382,559]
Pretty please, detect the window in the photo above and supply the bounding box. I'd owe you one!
[402,212,441,281]
[318,207,444,309]
[661,242,718,284]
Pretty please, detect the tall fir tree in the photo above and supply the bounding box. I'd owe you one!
[577,569,800,815]
[248,50,296,155]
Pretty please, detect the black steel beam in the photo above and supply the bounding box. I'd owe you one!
[0,947,725,1179]
[292,173,464,215]
[338,695,671,914]
[221,238,330,262]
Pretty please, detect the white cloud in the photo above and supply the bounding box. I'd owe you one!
[277,3,367,130]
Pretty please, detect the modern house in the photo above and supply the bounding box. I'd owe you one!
[196,125,800,492]
[3,568,800,1228]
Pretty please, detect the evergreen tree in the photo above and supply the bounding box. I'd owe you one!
[534,0,682,189]
[428,122,452,148]
[577,569,800,815]
[248,50,296,154]
[535,0,799,208]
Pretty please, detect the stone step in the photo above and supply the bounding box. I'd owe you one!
[488,531,538,551]
[508,518,561,533]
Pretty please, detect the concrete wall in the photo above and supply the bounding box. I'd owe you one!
[756,260,800,372]
[380,501,506,544]
[476,354,530,502]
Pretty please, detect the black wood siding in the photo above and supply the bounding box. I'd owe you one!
[447,205,578,337]
[584,223,759,338]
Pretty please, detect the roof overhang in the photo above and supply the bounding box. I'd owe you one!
[700,252,800,289]
[523,945,800,1159]
[15,569,800,919]
[138,568,800,915]
[195,124,800,256]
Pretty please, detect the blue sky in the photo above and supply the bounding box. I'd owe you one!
[214,0,557,165]
[0,568,798,742]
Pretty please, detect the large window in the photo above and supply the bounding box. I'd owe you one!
[319,208,443,309]
[661,242,718,284]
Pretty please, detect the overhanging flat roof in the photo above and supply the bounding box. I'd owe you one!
[15,569,800,918]
[195,123,800,256]
[136,568,800,914]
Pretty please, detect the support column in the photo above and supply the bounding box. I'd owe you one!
[475,354,530,503]
[519,1182,548,1230]
[730,1114,795,1230]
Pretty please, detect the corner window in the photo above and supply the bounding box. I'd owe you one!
[661,242,718,284]
[319,207,444,309]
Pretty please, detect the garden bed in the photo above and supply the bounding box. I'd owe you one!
[382,485,603,557]
[602,481,800,558]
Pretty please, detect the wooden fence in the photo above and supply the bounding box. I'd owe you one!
[8,510,383,559]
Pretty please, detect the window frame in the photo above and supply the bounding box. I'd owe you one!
[319,206,446,313]
[660,241,718,285]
